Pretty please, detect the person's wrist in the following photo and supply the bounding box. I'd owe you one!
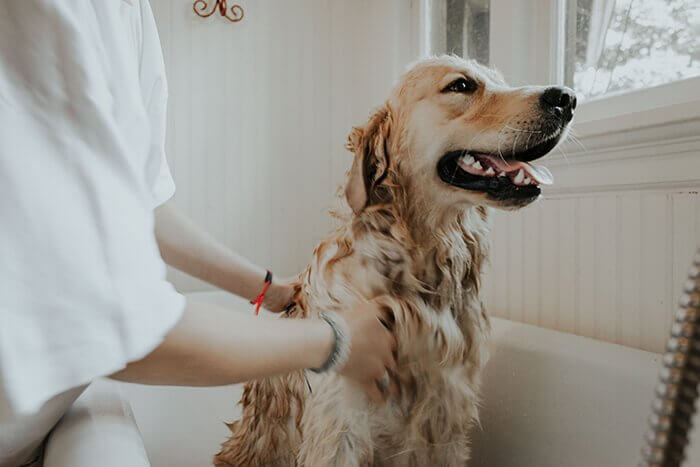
[265,282,282,302]
[309,312,352,373]
[263,278,295,312]
[307,319,334,370]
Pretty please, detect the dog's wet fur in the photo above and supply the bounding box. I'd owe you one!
[214,55,574,466]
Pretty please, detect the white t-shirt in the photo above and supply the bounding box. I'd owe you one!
[0,0,185,423]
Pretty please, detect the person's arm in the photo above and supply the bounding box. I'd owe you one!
[154,202,293,311]
[110,298,397,402]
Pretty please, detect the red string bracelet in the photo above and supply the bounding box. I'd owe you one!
[250,270,273,315]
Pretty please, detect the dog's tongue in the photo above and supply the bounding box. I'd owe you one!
[474,153,554,185]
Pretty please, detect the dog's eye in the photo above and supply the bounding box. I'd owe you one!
[443,77,478,94]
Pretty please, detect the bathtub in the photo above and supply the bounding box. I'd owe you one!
[44,290,700,466]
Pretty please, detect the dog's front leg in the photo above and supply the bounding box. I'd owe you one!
[298,375,375,467]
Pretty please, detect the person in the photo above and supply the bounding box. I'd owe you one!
[0,1,396,466]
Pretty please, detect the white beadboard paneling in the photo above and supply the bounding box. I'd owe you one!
[149,0,418,292]
[617,195,641,349]
[486,189,700,353]
[672,195,697,302]
[594,196,618,345]
[557,198,577,335]
[538,200,560,329]
[576,197,596,339]
[506,211,524,322]
[639,193,671,352]
[485,103,699,353]
[487,211,508,317]
[151,1,699,353]
[521,203,540,326]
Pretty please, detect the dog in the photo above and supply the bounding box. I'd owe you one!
[213,55,575,466]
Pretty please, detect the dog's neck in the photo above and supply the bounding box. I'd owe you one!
[411,205,489,311]
[354,198,490,312]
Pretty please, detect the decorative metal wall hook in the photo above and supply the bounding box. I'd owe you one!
[193,0,244,23]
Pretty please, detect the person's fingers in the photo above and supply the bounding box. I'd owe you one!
[265,281,297,312]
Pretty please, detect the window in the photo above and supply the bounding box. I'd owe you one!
[427,0,490,65]
[422,0,700,106]
[565,0,700,100]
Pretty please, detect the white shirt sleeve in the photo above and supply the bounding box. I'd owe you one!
[137,0,176,208]
[0,0,184,417]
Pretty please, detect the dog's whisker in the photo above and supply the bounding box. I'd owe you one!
[384,448,416,460]
[383,440,471,460]
[466,125,491,150]
[450,161,460,184]
[568,133,587,153]
[504,124,542,134]
[556,145,570,165]
[495,125,506,162]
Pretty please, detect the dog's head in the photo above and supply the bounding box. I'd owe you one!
[345,55,575,214]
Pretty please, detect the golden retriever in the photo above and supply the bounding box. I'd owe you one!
[213,55,575,466]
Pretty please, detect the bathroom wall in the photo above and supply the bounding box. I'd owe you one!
[484,113,700,353]
[150,0,419,291]
[150,1,699,354]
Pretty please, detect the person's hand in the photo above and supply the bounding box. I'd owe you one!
[336,300,398,403]
[263,276,297,312]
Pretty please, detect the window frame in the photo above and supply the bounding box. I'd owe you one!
[415,0,700,142]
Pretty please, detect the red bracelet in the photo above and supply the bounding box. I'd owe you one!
[250,270,273,315]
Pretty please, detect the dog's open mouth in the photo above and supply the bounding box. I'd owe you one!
[437,140,557,201]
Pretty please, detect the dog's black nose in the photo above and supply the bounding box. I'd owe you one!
[540,86,576,121]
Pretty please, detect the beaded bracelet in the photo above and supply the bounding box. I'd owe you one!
[310,311,351,373]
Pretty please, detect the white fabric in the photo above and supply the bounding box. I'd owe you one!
[43,380,150,467]
[0,0,184,433]
[585,0,617,67]
[0,385,87,467]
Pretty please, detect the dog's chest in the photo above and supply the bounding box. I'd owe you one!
[297,231,489,465]
[302,235,484,368]
[302,235,411,312]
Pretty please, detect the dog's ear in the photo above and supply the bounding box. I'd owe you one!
[345,105,392,214]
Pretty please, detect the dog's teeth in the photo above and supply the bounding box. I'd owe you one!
[524,177,531,184]
[472,161,483,170]
[513,169,525,184]
[499,171,506,177]
[485,167,495,176]
[463,155,475,165]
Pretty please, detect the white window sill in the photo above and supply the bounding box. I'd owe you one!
[571,76,700,139]
[544,78,700,196]
[550,76,700,168]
